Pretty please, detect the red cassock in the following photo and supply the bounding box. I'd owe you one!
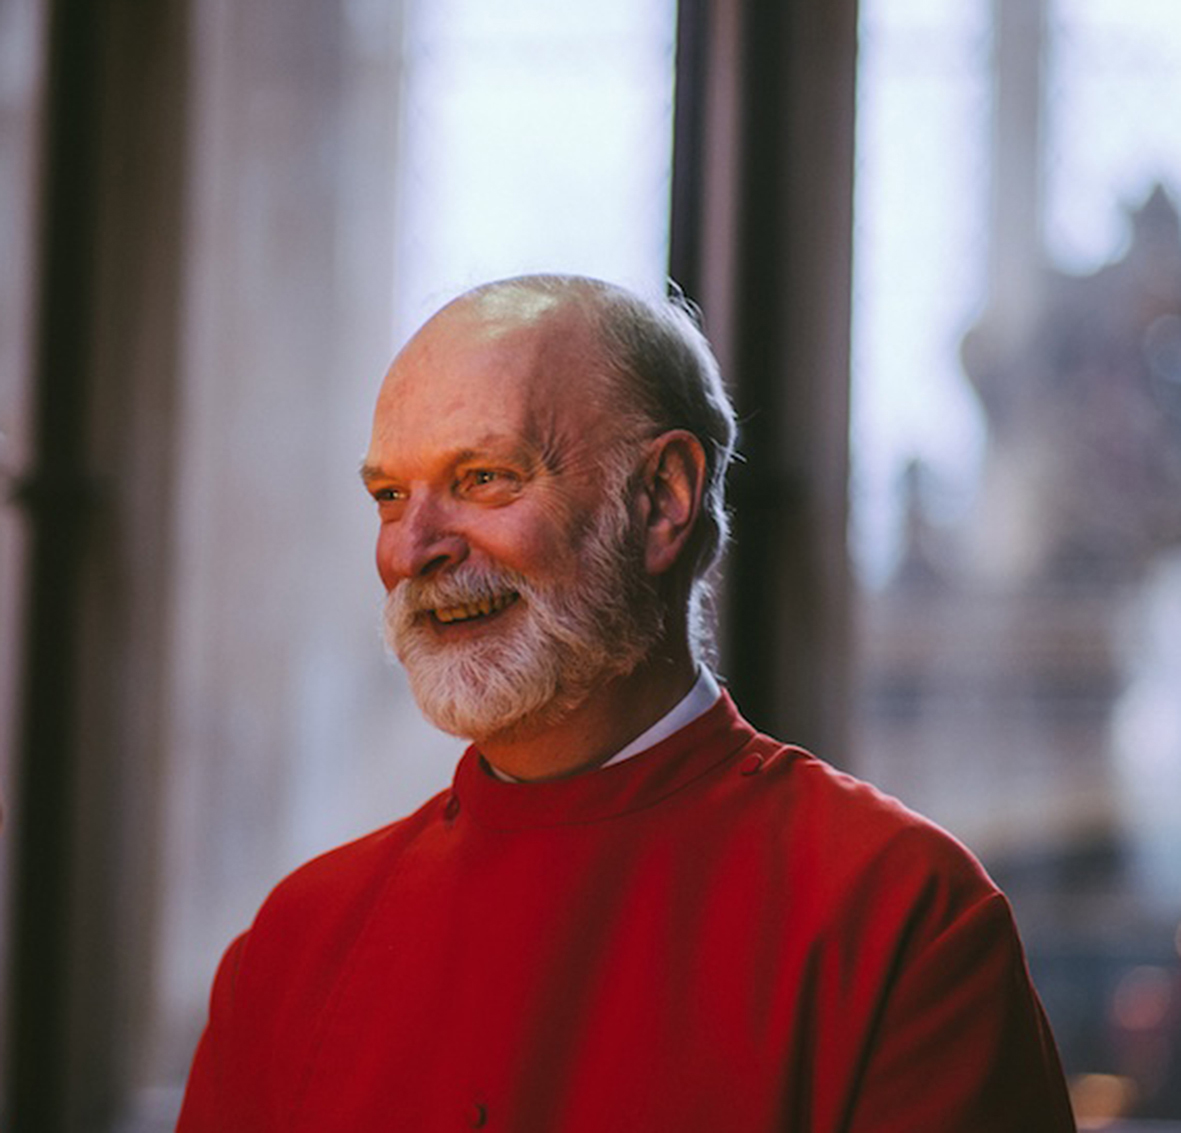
[178,693,1076,1131]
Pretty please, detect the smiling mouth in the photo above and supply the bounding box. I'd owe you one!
[431,591,520,625]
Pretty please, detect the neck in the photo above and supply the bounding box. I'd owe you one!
[476,637,699,782]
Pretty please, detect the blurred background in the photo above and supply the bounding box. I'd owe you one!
[1,0,1179,1128]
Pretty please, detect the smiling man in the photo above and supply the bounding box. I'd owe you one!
[178,276,1076,1131]
[364,285,689,779]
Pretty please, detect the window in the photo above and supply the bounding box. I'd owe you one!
[854,1,1181,1120]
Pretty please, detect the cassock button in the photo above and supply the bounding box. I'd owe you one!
[467,1101,488,1127]
[739,753,764,776]
[443,794,461,821]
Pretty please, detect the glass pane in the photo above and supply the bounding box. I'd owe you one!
[392,0,677,342]
[853,0,1181,1122]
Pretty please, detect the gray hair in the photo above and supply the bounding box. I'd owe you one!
[590,284,737,581]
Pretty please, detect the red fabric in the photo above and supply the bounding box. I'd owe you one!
[178,693,1075,1131]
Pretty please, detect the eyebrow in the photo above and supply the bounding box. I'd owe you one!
[358,439,543,488]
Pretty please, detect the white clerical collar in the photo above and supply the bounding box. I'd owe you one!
[486,667,721,782]
[599,666,721,768]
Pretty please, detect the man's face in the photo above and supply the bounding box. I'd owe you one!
[363,296,662,741]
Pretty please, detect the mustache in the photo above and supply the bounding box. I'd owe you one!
[389,562,531,619]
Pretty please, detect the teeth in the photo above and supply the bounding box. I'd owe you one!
[434,592,517,624]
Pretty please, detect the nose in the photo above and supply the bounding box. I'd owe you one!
[376,496,468,590]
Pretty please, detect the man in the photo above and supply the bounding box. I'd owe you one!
[179,275,1076,1130]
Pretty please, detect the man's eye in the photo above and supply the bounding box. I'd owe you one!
[460,469,519,498]
[372,487,405,504]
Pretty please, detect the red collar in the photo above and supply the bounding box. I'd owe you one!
[454,691,756,831]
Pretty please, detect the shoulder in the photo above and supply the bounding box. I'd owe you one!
[729,729,999,916]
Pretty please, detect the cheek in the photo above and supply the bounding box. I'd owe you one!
[478,508,584,576]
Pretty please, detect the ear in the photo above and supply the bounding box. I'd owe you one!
[635,430,707,577]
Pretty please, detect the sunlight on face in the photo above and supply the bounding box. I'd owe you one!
[383,458,663,741]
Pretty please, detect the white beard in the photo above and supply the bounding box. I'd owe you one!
[383,495,664,742]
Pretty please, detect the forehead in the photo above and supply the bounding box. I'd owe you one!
[369,298,612,462]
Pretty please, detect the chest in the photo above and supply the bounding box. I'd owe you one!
[254,818,878,1132]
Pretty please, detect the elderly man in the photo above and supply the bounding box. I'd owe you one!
[179,276,1075,1130]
